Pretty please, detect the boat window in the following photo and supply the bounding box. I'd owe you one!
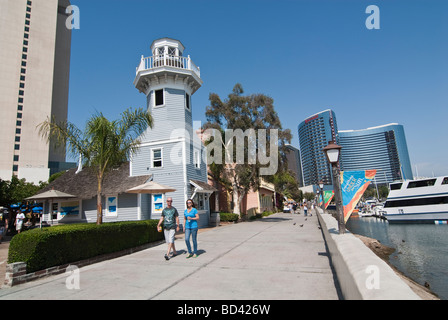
[407,179,436,189]
[442,177,448,185]
[390,183,402,190]
[384,196,448,208]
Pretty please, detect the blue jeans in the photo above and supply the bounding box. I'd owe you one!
[185,228,198,254]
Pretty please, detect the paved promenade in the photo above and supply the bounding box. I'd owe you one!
[0,212,341,300]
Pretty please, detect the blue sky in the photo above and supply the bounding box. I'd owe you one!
[67,0,448,177]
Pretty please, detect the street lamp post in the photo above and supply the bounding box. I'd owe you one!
[323,141,345,234]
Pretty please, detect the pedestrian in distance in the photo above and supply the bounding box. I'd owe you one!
[184,199,199,258]
[157,197,180,261]
[15,209,25,234]
[0,210,7,243]
[304,203,308,217]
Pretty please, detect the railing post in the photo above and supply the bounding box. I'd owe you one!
[188,55,191,70]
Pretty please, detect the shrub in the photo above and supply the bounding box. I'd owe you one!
[219,213,239,222]
[8,220,163,273]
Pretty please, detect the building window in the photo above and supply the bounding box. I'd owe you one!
[152,194,164,214]
[13,155,19,162]
[155,89,164,107]
[185,93,190,110]
[13,165,18,172]
[194,149,201,169]
[15,144,20,150]
[105,196,118,217]
[152,148,163,168]
[168,47,176,56]
[193,193,206,210]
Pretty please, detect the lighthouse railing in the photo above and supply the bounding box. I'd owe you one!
[137,55,200,78]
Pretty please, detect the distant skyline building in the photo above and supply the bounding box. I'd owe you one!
[298,109,339,186]
[339,123,413,185]
[284,144,304,187]
[0,0,72,184]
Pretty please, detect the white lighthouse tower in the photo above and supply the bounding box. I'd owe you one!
[131,38,213,227]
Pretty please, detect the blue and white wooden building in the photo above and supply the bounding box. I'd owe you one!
[34,38,215,228]
[132,38,215,228]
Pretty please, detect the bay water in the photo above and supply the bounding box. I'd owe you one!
[346,216,448,300]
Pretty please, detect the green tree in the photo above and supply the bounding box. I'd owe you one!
[38,108,153,224]
[267,169,302,204]
[0,177,46,207]
[204,84,291,216]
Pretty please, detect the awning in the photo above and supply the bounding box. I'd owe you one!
[190,179,217,200]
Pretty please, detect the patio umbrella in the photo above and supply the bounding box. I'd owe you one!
[126,181,176,194]
[25,189,76,228]
[25,189,76,201]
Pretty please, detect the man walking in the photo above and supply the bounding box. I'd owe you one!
[157,197,180,260]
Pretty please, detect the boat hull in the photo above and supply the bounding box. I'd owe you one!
[384,211,448,224]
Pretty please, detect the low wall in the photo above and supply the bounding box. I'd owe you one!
[4,240,164,287]
[317,209,420,300]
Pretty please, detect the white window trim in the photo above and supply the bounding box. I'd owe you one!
[154,89,165,108]
[105,195,118,217]
[151,147,164,169]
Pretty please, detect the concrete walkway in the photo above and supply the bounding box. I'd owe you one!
[0,212,341,300]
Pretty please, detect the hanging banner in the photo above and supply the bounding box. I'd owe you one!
[340,170,377,222]
[323,190,334,209]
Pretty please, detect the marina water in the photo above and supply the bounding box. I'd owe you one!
[346,216,448,300]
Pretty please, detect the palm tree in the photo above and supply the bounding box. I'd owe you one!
[38,108,153,224]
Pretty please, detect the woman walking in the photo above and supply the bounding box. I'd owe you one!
[184,199,199,258]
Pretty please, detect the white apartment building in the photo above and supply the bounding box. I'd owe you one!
[0,0,72,184]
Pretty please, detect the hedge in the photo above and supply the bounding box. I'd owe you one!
[219,213,239,222]
[8,220,163,273]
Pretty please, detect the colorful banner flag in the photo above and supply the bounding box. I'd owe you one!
[340,170,377,222]
[323,190,334,209]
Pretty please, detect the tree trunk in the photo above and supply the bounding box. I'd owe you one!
[232,180,240,216]
[97,175,103,225]
[237,190,246,217]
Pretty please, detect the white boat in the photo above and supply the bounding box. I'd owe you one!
[383,176,448,223]
[358,199,377,217]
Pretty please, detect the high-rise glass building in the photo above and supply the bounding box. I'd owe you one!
[339,124,413,185]
[298,109,339,186]
[0,0,72,184]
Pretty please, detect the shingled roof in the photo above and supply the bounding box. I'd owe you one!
[36,162,151,200]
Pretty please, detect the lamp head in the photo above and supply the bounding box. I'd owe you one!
[323,141,342,164]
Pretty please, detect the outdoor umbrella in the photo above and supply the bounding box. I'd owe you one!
[25,189,76,201]
[25,189,76,228]
[126,181,176,194]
